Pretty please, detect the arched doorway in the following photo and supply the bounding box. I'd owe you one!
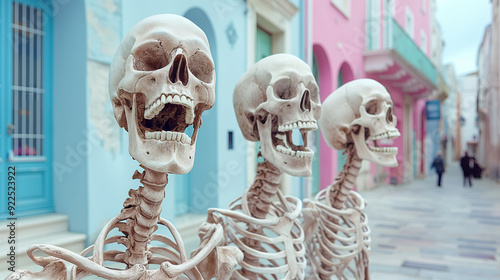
[177,8,218,215]
[312,44,332,192]
[336,62,354,172]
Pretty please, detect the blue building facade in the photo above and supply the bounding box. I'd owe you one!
[1,0,307,244]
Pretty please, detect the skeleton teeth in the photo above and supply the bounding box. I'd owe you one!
[186,110,194,125]
[143,93,196,125]
[276,145,314,158]
[275,133,285,140]
[279,121,318,132]
[370,130,401,140]
[173,95,181,104]
[369,146,398,153]
[157,103,165,113]
[154,100,160,113]
[144,130,191,144]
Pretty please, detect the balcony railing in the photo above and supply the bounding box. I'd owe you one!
[367,17,437,86]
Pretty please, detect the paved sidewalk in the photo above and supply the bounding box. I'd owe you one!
[361,162,500,280]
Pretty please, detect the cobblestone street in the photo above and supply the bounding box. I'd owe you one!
[362,163,500,279]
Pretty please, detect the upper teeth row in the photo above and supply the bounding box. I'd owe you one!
[278,121,317,132]
[276,145,314,158]
[370,130,400,140]
[369,146,398,153]
[145,130,191,144]
[144,94,194,124]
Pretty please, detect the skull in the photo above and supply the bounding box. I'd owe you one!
[319,79,400,167]
[233,54,321,176]
[109,14,215,174]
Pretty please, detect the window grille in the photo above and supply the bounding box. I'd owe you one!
[12,2,45,158]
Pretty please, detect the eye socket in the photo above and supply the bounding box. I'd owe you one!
[133,42,168,71]
[273,78,295,100]
[365,99,379,115]
[188,51,214,83]
[308,83,320,103]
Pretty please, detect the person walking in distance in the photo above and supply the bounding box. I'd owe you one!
[431,152,445,187]
[460,151,473,187]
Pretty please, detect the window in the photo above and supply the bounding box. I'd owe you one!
[405,6,414,38]
[12,2,45,158]
[421,0,427,13]
[420,30,427,54]
[369,0,381,50]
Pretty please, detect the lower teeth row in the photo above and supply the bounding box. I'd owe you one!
[369,146,397,153]
[145,130,191,144]
[276,145,313,158]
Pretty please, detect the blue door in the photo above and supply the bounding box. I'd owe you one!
[0,0,53,219]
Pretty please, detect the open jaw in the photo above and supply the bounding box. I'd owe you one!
[128,92,198,145]
[272,118,317,159]
[365,129,400,154]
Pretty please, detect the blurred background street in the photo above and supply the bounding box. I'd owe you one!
[364,163,500,279]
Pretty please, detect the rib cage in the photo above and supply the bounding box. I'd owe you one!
[15,167,237,280]
[207,191,307,280]
[304,190,371,280]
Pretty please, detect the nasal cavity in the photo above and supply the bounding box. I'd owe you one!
[169,54,189,86]
[386,106,394,123]
[300,90,311,112]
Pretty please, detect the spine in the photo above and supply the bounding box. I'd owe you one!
[241,158,281,279]
[245,158,282,219]
[121,168,167,268]
[327,144,362,209]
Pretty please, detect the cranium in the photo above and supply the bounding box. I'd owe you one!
[109,14,215,174]
[233,54,321,176]
[319,79,400,167]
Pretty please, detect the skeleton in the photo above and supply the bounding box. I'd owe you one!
[7,14,242,280]
[302,79,400,279]
[194,54,321,279]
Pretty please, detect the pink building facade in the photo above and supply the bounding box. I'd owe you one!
[309,0,438,190]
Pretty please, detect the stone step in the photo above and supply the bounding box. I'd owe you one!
[0,214,86,278]
[1,213,70,241]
